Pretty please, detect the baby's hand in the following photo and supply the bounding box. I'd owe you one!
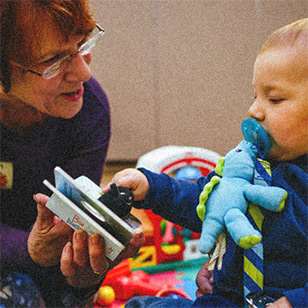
[102,168,149,201]
[268,296,292,308]
[196,259,214,297]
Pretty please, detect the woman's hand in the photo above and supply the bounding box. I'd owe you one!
[61,229,145,288]
[60,230,108,288]
[102,168,149,201]
[195,259,214,297]
[29,193,145,288]
[28,193,73,267]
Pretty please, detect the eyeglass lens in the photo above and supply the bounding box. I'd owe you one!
[43,31,102,79]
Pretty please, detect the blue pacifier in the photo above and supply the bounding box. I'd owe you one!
[241,119,271,155]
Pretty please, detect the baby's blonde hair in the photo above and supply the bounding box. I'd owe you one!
[259,18,308,55]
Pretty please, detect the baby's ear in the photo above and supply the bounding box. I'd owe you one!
[215,157,225,176]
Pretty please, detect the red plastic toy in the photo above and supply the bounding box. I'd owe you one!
[105,270,190,301]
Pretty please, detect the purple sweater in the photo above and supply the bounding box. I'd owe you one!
[0,77,111,305]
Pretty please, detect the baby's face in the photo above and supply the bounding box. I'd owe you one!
[249,46,308,161]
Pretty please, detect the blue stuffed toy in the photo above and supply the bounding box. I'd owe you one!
[196,120,288,259]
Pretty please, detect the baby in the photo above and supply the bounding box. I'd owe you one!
[104,19,308,308]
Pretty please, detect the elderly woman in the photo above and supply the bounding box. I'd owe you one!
[0,1,144,307]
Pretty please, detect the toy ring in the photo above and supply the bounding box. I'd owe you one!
[93,269,108,280]
[93,263,110,277]
[241,119,271,154]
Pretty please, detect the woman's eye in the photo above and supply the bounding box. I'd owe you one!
[43,55,61,64]
[78,39,87,48]
[78,34,90,48]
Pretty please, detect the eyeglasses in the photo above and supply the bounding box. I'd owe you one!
[10,23,104,80]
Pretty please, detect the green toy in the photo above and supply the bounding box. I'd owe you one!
[196,120,288,259]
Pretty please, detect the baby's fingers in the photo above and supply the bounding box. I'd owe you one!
[102,168,149,201]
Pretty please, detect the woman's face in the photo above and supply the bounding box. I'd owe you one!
[8,21,92,119]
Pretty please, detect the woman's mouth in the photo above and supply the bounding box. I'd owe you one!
[61,86,84,101]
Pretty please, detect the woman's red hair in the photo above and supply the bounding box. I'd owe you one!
[0,0,96,92]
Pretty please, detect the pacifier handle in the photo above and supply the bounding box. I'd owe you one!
[241,119,271,155]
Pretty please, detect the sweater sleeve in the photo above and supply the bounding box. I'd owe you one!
[283,283,308,308]
[132,168,214,233]
[0,224,37,274]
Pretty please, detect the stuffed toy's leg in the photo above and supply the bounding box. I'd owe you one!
[243,184,287,212]
[224,208,262,249]
[198,218,224,254]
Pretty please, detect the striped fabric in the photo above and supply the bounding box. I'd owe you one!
[244,158,271,303]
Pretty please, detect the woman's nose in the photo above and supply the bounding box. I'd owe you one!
[63,53,92,83]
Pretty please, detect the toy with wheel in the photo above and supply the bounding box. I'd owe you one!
[136,145,220,176]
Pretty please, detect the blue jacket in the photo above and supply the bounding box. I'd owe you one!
[135,154,307,308]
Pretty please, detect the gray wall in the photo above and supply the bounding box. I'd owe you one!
[89,0,308,161]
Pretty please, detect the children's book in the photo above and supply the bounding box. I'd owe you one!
[43,167,141,261]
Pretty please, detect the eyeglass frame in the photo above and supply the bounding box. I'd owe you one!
[10,23,104,80]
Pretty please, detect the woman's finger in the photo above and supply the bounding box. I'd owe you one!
[60,242,75,276]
